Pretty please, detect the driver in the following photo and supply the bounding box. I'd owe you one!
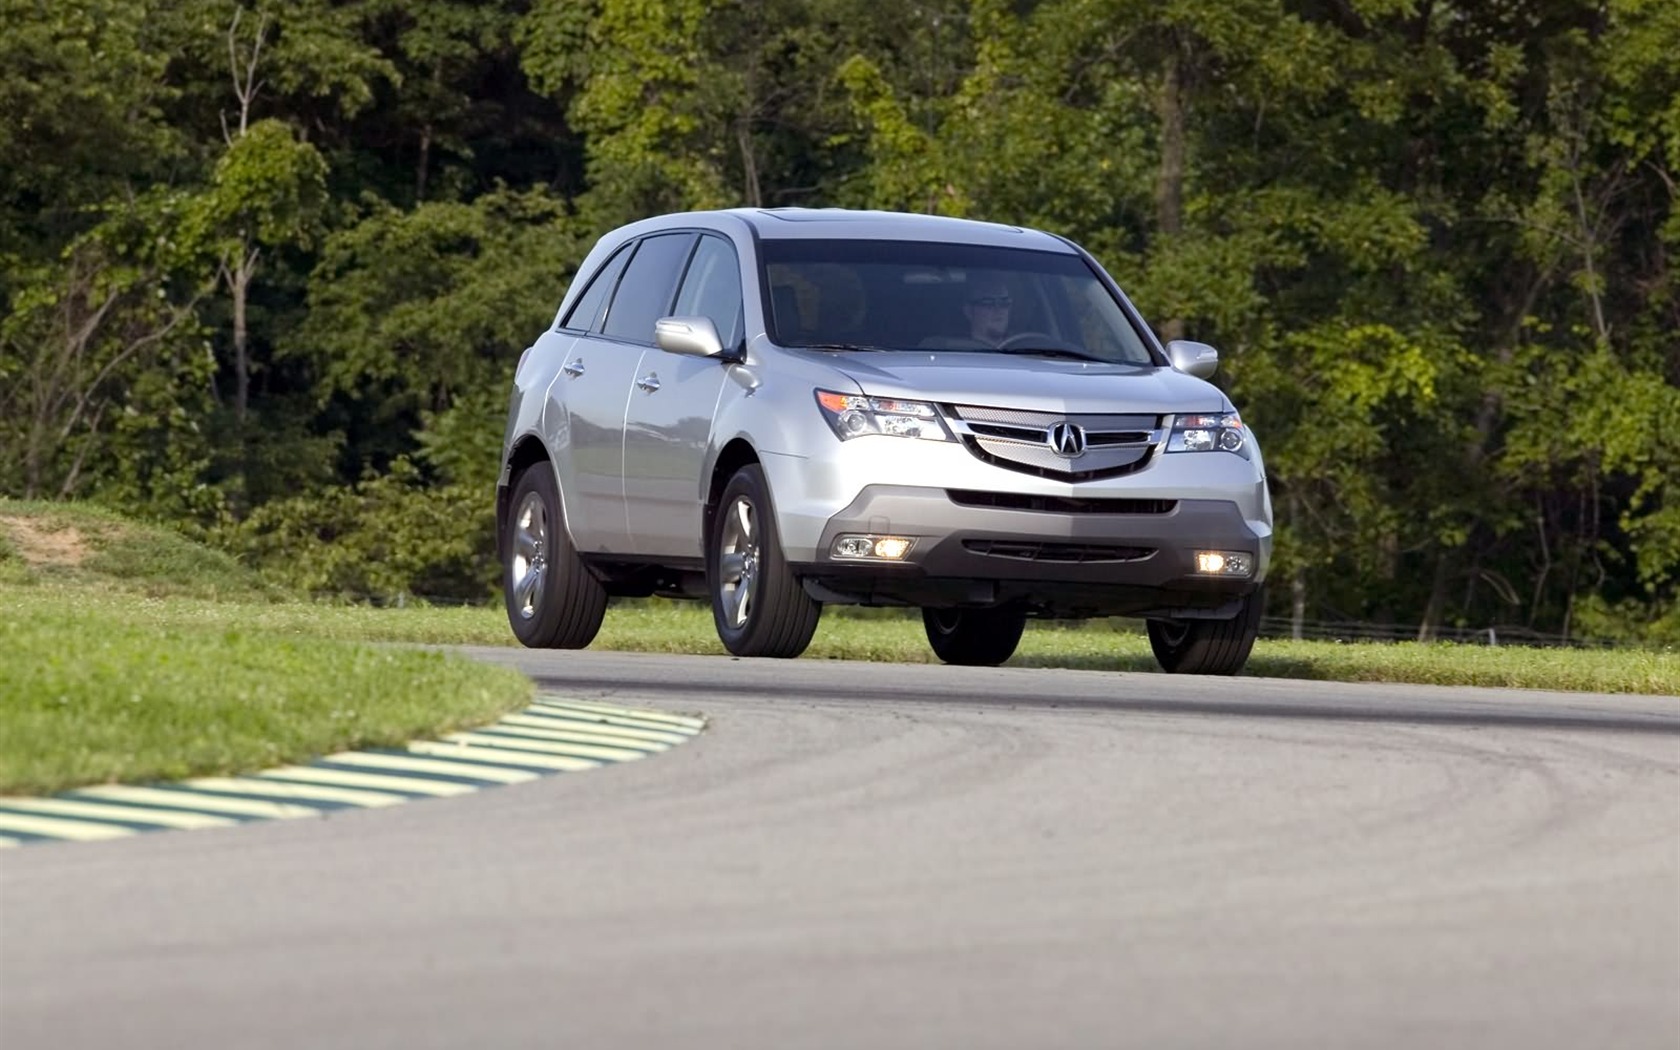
[962,279,1013,347]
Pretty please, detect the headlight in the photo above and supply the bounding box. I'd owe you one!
[815,390,951,441]
[1166,411,1247,456]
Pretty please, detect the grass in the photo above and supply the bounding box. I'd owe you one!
[0,497,1673,794]
[0,499,275,599]
[600,602,1679,695]
[25,589,1676,696]
[0,502,530,795]
[0,590,533,795]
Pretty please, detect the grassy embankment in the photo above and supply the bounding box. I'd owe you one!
[2,500,1675,794]
[0,502,532,795]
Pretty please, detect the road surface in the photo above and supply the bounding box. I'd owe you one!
[3,650,1677,1049]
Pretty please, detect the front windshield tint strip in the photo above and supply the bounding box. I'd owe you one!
[559,245,632,333]
[759,239,1155,364]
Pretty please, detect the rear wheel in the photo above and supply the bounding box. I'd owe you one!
[709,464,822,658]
[922,605,1027,666]
[1146,587,1264,675]
[503,464,607,649]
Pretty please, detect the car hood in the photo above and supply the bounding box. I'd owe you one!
[832,352,1228,414]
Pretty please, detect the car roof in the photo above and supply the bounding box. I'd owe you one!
[623,207,1077,252]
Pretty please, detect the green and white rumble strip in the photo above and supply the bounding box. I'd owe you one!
[0,696,704,849]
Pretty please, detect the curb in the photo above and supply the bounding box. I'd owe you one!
[0,696,704,848]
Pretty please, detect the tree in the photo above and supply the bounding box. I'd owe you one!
[0,194,212,510]
[291,186,582,477]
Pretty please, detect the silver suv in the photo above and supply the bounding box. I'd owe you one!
[498,209,1272,674]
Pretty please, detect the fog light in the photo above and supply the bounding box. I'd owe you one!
[873,537,911,560]
[1194,550,1253,576]
[833,534,913,560]
[835,536,873,558]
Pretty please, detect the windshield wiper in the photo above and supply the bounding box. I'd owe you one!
[995,346,1105,363]
[798,342,894,352]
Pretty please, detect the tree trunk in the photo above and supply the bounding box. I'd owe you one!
[23,421,44,500]
[1417,551,1451,642]
[737,119,761,208]
[1155,46,1187,343]
[232,247,253,427]
[1290,567,1306,641]
[226,245,258,511]
[417,122,433,202]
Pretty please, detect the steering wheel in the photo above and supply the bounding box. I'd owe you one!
[998,330,1077,351]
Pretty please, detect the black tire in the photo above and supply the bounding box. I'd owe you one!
[1146,586,1264,675]
[503,464,607,649]
[922,606,1027,666]
[708,464,821,658]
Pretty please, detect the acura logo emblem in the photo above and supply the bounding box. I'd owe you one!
[1046,421,1087,458]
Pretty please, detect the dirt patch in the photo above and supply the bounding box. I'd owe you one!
[0,515,95,567]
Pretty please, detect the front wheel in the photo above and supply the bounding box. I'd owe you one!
[503,464,607,649]
[1146,587,1264,675]
[708,464,822,658]
[922,606,1027,666]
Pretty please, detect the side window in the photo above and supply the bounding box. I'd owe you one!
[672,235,744,348]
[559,246,631,333]
[602,232,696,343]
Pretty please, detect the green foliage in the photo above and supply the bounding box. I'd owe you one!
[1603,0,1680,177]
[295,187,579,413]
[1573,593,1680,647]
[566,0,736,218]
[185,119,329,253]
[0,192,215,506]
[0,529,19,582]
[0,0,1674,643]
[165,0,400,122]
[222,459,494,602]
[524,0,844,223]
[414,384,507,491]
[0,0,184,262]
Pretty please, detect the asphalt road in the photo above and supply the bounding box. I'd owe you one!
[3,649,1677,1049]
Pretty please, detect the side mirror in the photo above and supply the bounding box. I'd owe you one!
[655,316,728,359]
[1166,339,1219,379]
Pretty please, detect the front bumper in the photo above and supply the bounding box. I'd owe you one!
[789,484,1268,618]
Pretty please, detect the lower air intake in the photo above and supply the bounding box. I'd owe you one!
[962,540,1156,564]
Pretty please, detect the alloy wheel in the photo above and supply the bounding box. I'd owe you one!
[510,491,548,620]
[716,495,759,629]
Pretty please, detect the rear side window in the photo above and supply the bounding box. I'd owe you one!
[672,235,744,349]
[602,232,697,343]
[559,245,631,332]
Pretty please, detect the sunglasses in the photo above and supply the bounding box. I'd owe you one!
[969,295,1012,308]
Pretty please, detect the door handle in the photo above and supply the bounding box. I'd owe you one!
[561,359,585,378]
[636,373,661,393]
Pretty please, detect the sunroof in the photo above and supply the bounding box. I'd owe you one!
[756,208,1027,235]
[759,208,879,223]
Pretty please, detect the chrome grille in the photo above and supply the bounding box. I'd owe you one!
[953,406,1157,431]
[943,404,1164,481]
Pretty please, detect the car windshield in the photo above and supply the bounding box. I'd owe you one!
[760,238,1158,364]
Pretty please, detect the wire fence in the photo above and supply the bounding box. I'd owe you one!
[371,593,1643,650]
[1257,617,1619,648]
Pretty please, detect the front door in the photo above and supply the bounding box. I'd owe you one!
[623,235,744,558]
